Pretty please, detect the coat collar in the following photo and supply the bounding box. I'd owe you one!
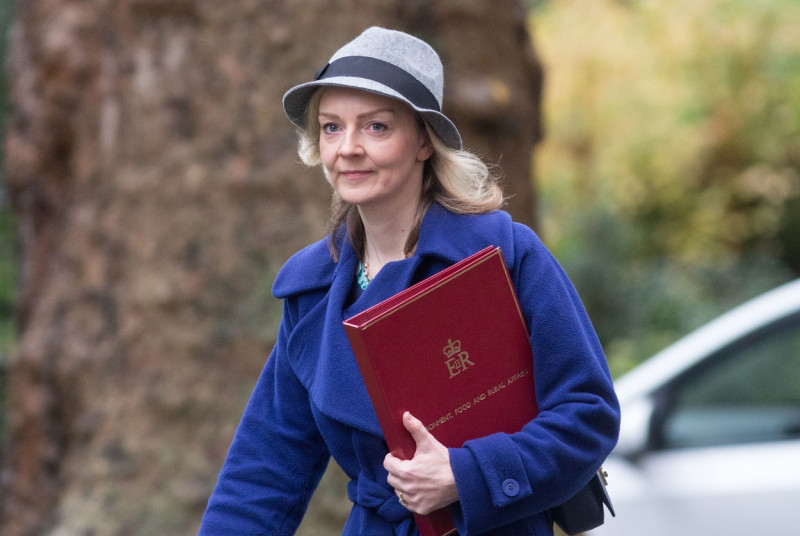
[273,203,515,300]
[416,203,516,268]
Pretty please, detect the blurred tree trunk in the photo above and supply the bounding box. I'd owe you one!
[0,1,541,535]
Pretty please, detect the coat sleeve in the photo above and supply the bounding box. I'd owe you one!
[197,300,331,536]
[448,224,621,535]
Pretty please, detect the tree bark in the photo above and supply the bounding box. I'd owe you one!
[0,1,541,534]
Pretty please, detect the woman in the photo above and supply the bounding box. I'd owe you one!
[198,27,620,536]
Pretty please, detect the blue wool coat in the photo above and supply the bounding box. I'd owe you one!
[198,204,620,536]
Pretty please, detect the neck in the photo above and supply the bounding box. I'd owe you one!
[358,201,420,277]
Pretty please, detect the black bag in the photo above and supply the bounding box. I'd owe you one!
[550,468,615,535]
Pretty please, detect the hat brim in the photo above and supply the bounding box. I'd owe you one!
[282,77,463,150]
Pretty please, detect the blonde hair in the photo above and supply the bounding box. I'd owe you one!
[295,89,505,261]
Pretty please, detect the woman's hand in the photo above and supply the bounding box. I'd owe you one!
[383,411,460,515]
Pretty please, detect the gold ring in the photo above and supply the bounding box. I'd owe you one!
[399,491,408,507]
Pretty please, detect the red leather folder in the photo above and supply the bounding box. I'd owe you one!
[343,246,539,536]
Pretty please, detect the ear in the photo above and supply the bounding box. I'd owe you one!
[417,145,434,162]
[417,131,434,162]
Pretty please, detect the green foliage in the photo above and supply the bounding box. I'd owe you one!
[531,0,800,374]
[0,0,16,446]
[0,209,15,349]
[0,208,14,433]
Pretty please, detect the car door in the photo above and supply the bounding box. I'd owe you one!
[593,311,800,536]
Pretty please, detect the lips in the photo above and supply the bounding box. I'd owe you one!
[339,170,373,180]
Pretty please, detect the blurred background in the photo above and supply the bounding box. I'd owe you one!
[0,0,797,535]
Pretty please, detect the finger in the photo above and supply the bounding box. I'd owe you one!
[383,454,408,492]
[397,489,409,508]
[402,411,433,445]
[383,451,401,474]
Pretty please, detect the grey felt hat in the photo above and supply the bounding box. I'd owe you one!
[282,27,462,150]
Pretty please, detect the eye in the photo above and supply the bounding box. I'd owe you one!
[321,122,340,134]
[368,122,387,133]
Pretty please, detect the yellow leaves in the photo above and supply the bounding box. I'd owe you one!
[530,0,800,267]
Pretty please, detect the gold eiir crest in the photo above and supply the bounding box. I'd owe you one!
[443,338,476,378]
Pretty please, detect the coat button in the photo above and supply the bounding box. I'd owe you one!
[502,478,520,497]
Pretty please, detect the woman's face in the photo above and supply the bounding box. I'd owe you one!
[317,87,433,212]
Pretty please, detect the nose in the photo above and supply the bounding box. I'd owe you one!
[338,130,364,157]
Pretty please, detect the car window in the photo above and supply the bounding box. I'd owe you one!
[656,312,800,449]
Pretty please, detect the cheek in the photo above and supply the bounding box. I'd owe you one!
[319,143,336,169]
[378,142,420,169]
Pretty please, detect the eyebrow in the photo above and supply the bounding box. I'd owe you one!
[318,107,398,120]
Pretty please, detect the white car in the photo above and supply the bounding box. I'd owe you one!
[589,278,800,536]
